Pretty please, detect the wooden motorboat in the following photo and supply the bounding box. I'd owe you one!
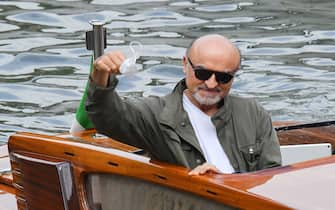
[1,21,335,210]
[0,121,335,210]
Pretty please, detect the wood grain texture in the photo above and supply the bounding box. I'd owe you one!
[8,131,335,210]
[10,152,80,210]
[57,129,141,153]
[2,121,335,210]
[277,125,335,151]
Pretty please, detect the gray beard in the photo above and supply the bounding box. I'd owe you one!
[193,91,221,106]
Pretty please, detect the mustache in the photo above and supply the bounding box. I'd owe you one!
[195,84,223,92]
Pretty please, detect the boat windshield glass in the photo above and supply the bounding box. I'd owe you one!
[85,173,235,210]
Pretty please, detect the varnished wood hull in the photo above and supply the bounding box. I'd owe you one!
[0,121,334,210]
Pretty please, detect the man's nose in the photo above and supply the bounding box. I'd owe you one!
[204,74,218,88]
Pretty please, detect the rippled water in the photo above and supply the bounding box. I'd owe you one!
[0,0,335,143]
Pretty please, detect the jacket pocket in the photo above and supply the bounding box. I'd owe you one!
[180,142,192,151]
[180,141,205,168]
[239,143,261,172]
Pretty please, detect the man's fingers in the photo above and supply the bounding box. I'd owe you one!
[198,164,220,174]
[94,58,112,72]
[188,163,222,176]
[207,165,221,174]
[106,51,125,72]
[91,51,126,87]
[94,51,126,73]
[188,165,202,175]
[95,56,116,73]
[115,51,126,61]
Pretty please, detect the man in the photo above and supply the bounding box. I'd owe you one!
[86,34,281,175]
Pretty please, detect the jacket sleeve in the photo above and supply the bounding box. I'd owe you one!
[256,104,282,169]
[85,76,175,163]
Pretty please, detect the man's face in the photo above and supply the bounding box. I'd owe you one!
[183,55,238,106]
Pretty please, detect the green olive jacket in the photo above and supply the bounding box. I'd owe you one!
[86,78,281,172]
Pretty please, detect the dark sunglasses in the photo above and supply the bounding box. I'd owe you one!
[187,57,235,84]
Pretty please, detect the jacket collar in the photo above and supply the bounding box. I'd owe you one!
[159,79,233,152]
[159,79,202,152]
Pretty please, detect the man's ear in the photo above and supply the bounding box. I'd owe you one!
[182,56,187,74]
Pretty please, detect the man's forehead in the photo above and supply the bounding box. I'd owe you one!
[191,39,238,56]
[193,35,231,47]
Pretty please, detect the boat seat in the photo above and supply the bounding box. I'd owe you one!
[10,152,80,210]
[276,124,335,153]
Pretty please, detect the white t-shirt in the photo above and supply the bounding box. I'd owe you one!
[183,93,235,174]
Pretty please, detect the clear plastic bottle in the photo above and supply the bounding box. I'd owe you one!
[119,41,143,75]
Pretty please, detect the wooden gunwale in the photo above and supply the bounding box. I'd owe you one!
[8,132,293,210]
[0,121,334,209]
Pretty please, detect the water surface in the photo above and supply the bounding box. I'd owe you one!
[0,0,334,143]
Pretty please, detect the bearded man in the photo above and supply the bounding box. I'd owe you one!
[86,34,282,175]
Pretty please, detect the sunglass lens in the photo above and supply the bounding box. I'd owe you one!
[194,68,234,84]
[194,69,212,81]
[215,73,233,84]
